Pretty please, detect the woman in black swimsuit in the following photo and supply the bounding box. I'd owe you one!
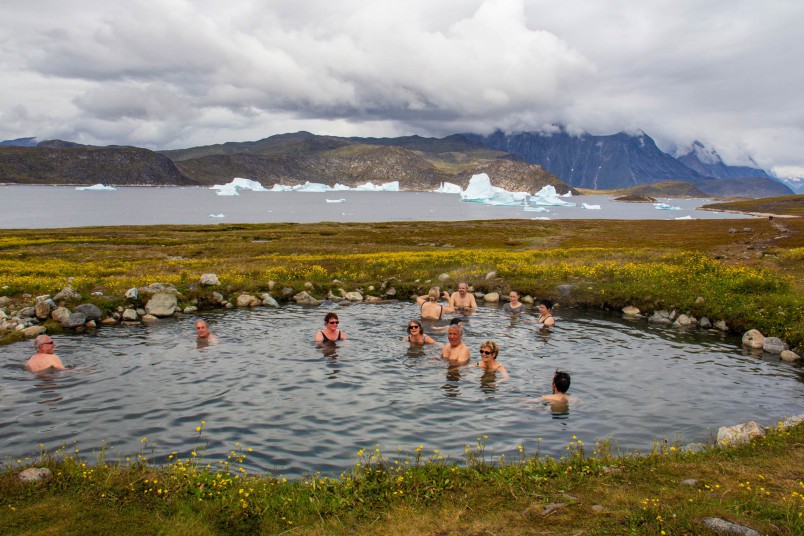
[404,319,435,344]
[536,299,555,327]
[315,312,347,344]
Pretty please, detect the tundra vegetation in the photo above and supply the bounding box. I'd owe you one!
[2,197,803,533]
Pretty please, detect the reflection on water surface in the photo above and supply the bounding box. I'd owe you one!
[1,303,801,477]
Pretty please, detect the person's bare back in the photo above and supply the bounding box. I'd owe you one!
[25,335,66,373]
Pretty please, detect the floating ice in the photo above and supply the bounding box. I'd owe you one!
[270,184,293,192]
[675,215,693,220]
[293,182,331,192]
[354,181,400,191]
[524,206,550,212]
[460,174,529,206]
[433,182,463,194]
[332,183,351,191]
[76,183,116,191]
[530,185,576,207]
[530,217,551,220]
[208,213,225,218]
[654,202,682,210]
[326,198,346,203]
[582,203,601,210]
[210,177,268,196]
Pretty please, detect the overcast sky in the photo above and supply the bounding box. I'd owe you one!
[1,0,802,176]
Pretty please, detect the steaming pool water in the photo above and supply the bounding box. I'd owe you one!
[2,302,802,476]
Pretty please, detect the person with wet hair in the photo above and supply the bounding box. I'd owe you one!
[404,319,435,344]
[195,319,219,346]
[315,312,347,344]
[25,335,66,373]
[441,324,470,365]
[540,370,571,404]
[536,299,555,327]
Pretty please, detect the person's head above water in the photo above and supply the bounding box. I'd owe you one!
[34,335,55,353]
[447,325,463,344]
[509,290,520,302]
[449,317,463,327]
[427,288,439,301]
[324,312,340,326]
[539,299,553,310]
[479,340,499,360]
[552,370,571,393]
[457,282,469,295]
[195,320,211,339]
[407,319,424,333]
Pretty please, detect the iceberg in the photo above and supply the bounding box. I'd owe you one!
[332,183,351,191]
[434,182,463,194]
[524,206,550,212]
[208,213,225,218]
[353,181,400,191]
[326,198,346,203]
[582,203,601,210]
[270,184,293,192]
[76,183,116,191]
[654,202,682,211]
[530,185,576,207]
[460,173,529,206]
[210,177,268,196]
[675,215,693,220]
[293,182,331,192]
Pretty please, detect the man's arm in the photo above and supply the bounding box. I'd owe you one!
[468,294,478,309]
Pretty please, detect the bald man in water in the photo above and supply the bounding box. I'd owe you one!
[449,282,477,312]
[25,335,66,373]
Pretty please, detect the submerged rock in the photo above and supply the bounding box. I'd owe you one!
[762,337,787,354]
[741,329,764,349]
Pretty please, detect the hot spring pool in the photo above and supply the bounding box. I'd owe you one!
[2,303,802,476]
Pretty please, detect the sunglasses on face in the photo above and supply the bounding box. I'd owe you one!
[408,325,419,330]
[479,349,494,355]
[328,321,339,325]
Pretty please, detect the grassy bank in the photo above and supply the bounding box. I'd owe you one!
[2,422,803,534]
[1,216,803,350]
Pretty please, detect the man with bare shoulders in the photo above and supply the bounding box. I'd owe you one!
[449,282,477,312]
[441,325,471,365]
[196,320,219,346]
[25,335,66,373]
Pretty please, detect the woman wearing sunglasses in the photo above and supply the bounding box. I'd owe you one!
[315,312,348,344]
[472,340,508,378]
[403,319,435,345]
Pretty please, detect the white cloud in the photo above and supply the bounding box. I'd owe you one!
[0,0,803,172]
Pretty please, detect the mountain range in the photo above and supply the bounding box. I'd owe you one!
[0,129,794,198]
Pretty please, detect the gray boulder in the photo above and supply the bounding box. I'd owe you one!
[183,306,198,314]
[762,337,787,354]
[22,325,47,338]
[260,293,279,307]
[19,467,53,483]
[144,293,178,317]
[483,292,500,303]
[125,287,138,299]
[702,517,759,536]
[122,308,139,321]
[293,291,320,305]
[717,421,765,446]
[74,303,102,321]
[438,273,450,282]
[780,350,801,362]
[622,305,640,316]
[648,310,672,324]
[62,312,87,329]
[699,316,712,329]
[741,329,764,349]
[140,314,159,323]
[51,307,71,323]
[674,314,694,327]
[34,300,52,320]
[344,291,363,302]
[384,286,397,297]
[714,320,729,332]
[211,292,224,304]
[18,306,35,318]
[236,294,262,307]
[0,296,10,307]
[53,286,81,302]
[199,273,220,286]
